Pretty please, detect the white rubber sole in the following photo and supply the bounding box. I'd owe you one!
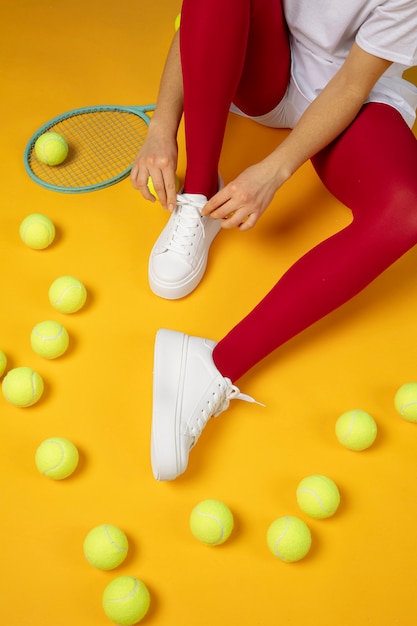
[151,329,187,480]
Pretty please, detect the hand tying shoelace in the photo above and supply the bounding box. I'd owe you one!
[165,195,207,256]
[148,192,222,299]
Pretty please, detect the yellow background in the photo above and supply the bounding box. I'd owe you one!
[2,1,417,624]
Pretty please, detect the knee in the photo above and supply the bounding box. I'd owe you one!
[370,182,417,248]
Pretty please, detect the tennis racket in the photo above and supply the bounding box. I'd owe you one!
[24,104,156,193]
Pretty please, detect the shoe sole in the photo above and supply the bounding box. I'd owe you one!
[148,217,222,300]
[151,329,187,480]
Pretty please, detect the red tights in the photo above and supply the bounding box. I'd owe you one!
[180,0,417,382]
[181,0,290,198]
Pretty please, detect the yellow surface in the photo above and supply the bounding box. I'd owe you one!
[2,2,417,625]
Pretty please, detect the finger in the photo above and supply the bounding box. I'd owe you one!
[149,172,168,207]
[201,188,230,216]
[206,200,239,222]
[163,172,179,211]
[137,172,157,203]
[130,162,141,189]
[220,209,249,230]
[238,213,258,231]
[130,160,156,201]
[139,185,156,203]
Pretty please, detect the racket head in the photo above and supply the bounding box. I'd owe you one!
[24,104,155,193]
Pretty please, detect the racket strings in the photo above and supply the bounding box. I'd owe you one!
[27,110,149,190]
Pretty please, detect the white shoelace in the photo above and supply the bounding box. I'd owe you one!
[166,195,207,256]
[187,378,264,444]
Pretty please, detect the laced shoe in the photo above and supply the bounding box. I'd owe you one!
[151,328,262,481]
[148,188,222,300]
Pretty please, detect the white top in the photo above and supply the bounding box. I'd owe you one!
[284,0,417,127]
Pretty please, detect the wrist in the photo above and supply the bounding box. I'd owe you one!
[262,151,293,188]
[149,107,181,138]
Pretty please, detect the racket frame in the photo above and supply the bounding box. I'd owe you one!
[24,104,156,193]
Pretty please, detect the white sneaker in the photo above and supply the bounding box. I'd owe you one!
[148,190,222,300]
[151,329,262,481]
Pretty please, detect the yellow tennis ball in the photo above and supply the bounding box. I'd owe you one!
[189,499,234,546]
[19,213,55,250]
[266,516,312,562]
[296,474,340,520]
[30,320,69,359]
[83,524,129,571]
[48,275,87,314]
[174,12,181,31]
[394,382,417,422]
[35,437,79,479]
[2,366,44,407]
[0,350,7,377]
[35,132,68,166]
[102,576,150,626]
[335,409,377,451]
[147,174,180,199]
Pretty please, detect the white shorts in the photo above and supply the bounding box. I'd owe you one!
[230,72,310,130]
[231,35,417,130]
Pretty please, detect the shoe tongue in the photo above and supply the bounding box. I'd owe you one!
[181,193,208,213]
[182,193,208,203]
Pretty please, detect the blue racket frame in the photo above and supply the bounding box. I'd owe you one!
[24,104,156,193]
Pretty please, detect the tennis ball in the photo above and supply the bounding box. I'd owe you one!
[335,409,378,451]
[266,516,312,562]
[35,437,79,479]
[296,474,340,520]
[19,213,55,250]
[84,524,128,571]
[30,320,69,359]
[189,499,234,546]
[394,382,417,422]
[35,132,68,166]
[147,174,180,199]
[102,576,150,626]
[48,275,87,314]
[174,12,181,31]
[2,366,44,407]
[0,350,7,377]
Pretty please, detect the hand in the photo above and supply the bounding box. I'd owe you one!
[130,129,179,210]
[202,162,280,230]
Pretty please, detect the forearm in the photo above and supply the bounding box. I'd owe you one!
[264,43,392,183]
[202,44,392,230]
[270,82,368,181]
[131,31,183,206]
[149,31,183,138]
